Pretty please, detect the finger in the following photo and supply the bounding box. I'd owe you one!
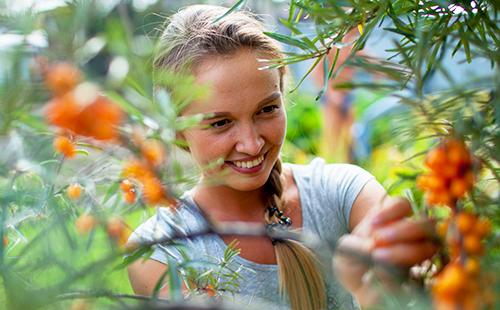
[372,241,439,267]
[371,197,413,227]
[336,234,374,257]
[373,219,436,246]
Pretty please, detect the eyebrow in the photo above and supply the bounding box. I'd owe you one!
[202,91,281,121]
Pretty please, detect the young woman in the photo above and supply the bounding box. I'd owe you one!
[127,5,437,310]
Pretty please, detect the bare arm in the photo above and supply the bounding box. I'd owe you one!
[127,259,170,297]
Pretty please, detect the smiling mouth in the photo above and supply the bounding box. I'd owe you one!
[225,152,267,169]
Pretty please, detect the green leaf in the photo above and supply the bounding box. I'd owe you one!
[213,0,246,23]
[263,31,316,51]
[102,182,120,205]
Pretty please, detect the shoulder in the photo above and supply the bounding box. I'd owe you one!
[284,157,377,234]
[284,157,374,192]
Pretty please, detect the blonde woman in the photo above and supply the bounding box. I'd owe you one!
[127,5,437,310]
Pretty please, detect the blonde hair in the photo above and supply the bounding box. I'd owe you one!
[154,5,326,309]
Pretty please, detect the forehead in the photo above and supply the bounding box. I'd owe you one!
[183,49,281,115]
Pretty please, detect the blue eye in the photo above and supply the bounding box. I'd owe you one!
[210,119,231,128]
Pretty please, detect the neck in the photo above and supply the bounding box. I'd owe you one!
[193,183,268,223]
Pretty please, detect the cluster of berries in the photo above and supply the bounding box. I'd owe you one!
[417,138,494,309]
[122,135,175,207]
[433,212,492,309]
[417,138,475,208]
[43,62,124,157]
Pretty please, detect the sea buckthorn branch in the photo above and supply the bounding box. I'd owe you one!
[417,136,494,309]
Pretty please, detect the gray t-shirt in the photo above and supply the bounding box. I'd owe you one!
[129,158,375,309]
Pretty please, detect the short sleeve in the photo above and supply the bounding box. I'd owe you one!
[322,163,375,231]
[128,208,189,264]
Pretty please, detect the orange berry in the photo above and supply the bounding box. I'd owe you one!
[67,183,83,200]
[45,63,81,96]
[463,234,483,255]
[464,257,480,276]
[123,190,136,204]
[441,164,459,179]
[120,179,134,192]
[123,160,153,180]
[142,177,165,205]
[436,221,449,239]
[3,236,8,247]
[75,214,97,235]
[464,171,475,188]
[53,136,76,158]
[141,139,166,167]
[474,218,491,237]
[106,217,124,239]
[455,212,476,235]
[45,94,81,131]
[425,147,447,171]
[426,190,453,207]
[446,139,471,165]
[75,95,124,141]
[433,263,468,298]
[450,178,469,198]
[106,217,130,246]
[205,284,216,297]
[418,174,446,191]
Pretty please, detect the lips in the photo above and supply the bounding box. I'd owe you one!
[225,152,267,174]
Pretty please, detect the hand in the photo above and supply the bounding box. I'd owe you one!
[332,197,439,306]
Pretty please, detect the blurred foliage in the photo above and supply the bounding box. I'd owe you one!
[0,0,499,309]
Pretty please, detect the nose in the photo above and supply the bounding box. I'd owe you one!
[234,122,265,156]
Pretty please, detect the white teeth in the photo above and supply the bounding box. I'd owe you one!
[232,155,264,169]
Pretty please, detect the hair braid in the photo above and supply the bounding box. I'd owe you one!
[264,159,326,310]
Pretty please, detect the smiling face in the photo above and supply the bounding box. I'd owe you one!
[180,48,286,192]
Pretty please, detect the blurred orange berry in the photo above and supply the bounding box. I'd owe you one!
[75,214,97,235]
[3,236,8,247]
[447,139,471,166]
[436,221,449,239]
[205,284,216,297]
[142,177,165,205]
[141,139,166,167]
[441,164,459,179]
[426,190,453,207]
[417,174,447,191]
[75,95,124,141]
[46,94,81,131]
[455,212,476,235]
[450,178,469,198]
[123,190,136,204]
[474,218,491,237]
[45,63,81,96]
[120,179,134,192]
[463,234,483,255]
[106,217,130,246]
[53,136,76,158]
[464,171,475,188]
[425,147,447,171]
[123,160,153,180]
[433,264,468,298]
[464,257,480,276]
[67,183,83,200]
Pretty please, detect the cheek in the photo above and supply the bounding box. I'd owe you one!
[184,130,233,162]
[263,114,287,145]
